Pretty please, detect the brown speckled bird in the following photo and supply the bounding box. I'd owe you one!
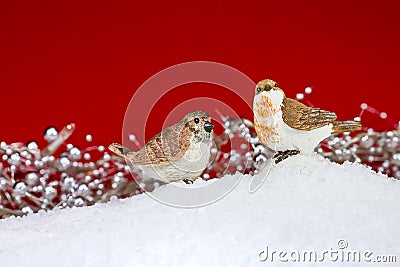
[109,111,214,183]
[253,79,362,163]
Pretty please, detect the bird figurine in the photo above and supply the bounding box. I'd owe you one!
[253,79,362,163]
[109,110,214,183]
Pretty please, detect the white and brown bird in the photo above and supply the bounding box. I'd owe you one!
[253,79,362,163]
[109,111,214,183]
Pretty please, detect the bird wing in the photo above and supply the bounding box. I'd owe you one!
[126,123,191,166]
[282,97,337,131]
[127,132,170,165]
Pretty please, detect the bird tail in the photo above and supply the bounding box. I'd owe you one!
[332,120,362,133]
[108,142,134,157]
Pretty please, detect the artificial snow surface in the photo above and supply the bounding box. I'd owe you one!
[1,155,400,267]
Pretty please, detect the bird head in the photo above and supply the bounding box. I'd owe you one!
[253,78,287,116]
[182,110,214,142]
[255,79,285,97]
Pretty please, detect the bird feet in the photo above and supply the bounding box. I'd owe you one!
[183,179,194,184]
[273,150,300,164]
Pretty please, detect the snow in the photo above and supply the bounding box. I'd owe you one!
[1,154,400,267]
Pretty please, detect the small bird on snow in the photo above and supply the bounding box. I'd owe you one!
[109,110,214,183]
[253,79,362,163]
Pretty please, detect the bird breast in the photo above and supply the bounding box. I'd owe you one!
[180,138,212,168]
[253,91,284,147]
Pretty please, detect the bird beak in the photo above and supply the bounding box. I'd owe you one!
[204,121,214,133]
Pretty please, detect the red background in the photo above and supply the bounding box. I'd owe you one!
[1,1,399,147]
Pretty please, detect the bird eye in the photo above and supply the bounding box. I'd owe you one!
[256,87,261,92]
[194,118,200,124]
[274,83,278,87]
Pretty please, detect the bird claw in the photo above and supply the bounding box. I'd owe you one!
[183,179,194,184]
[274,150,300,164]
[273,151,285,159]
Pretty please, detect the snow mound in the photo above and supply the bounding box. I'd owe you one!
[1,155,399,267]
